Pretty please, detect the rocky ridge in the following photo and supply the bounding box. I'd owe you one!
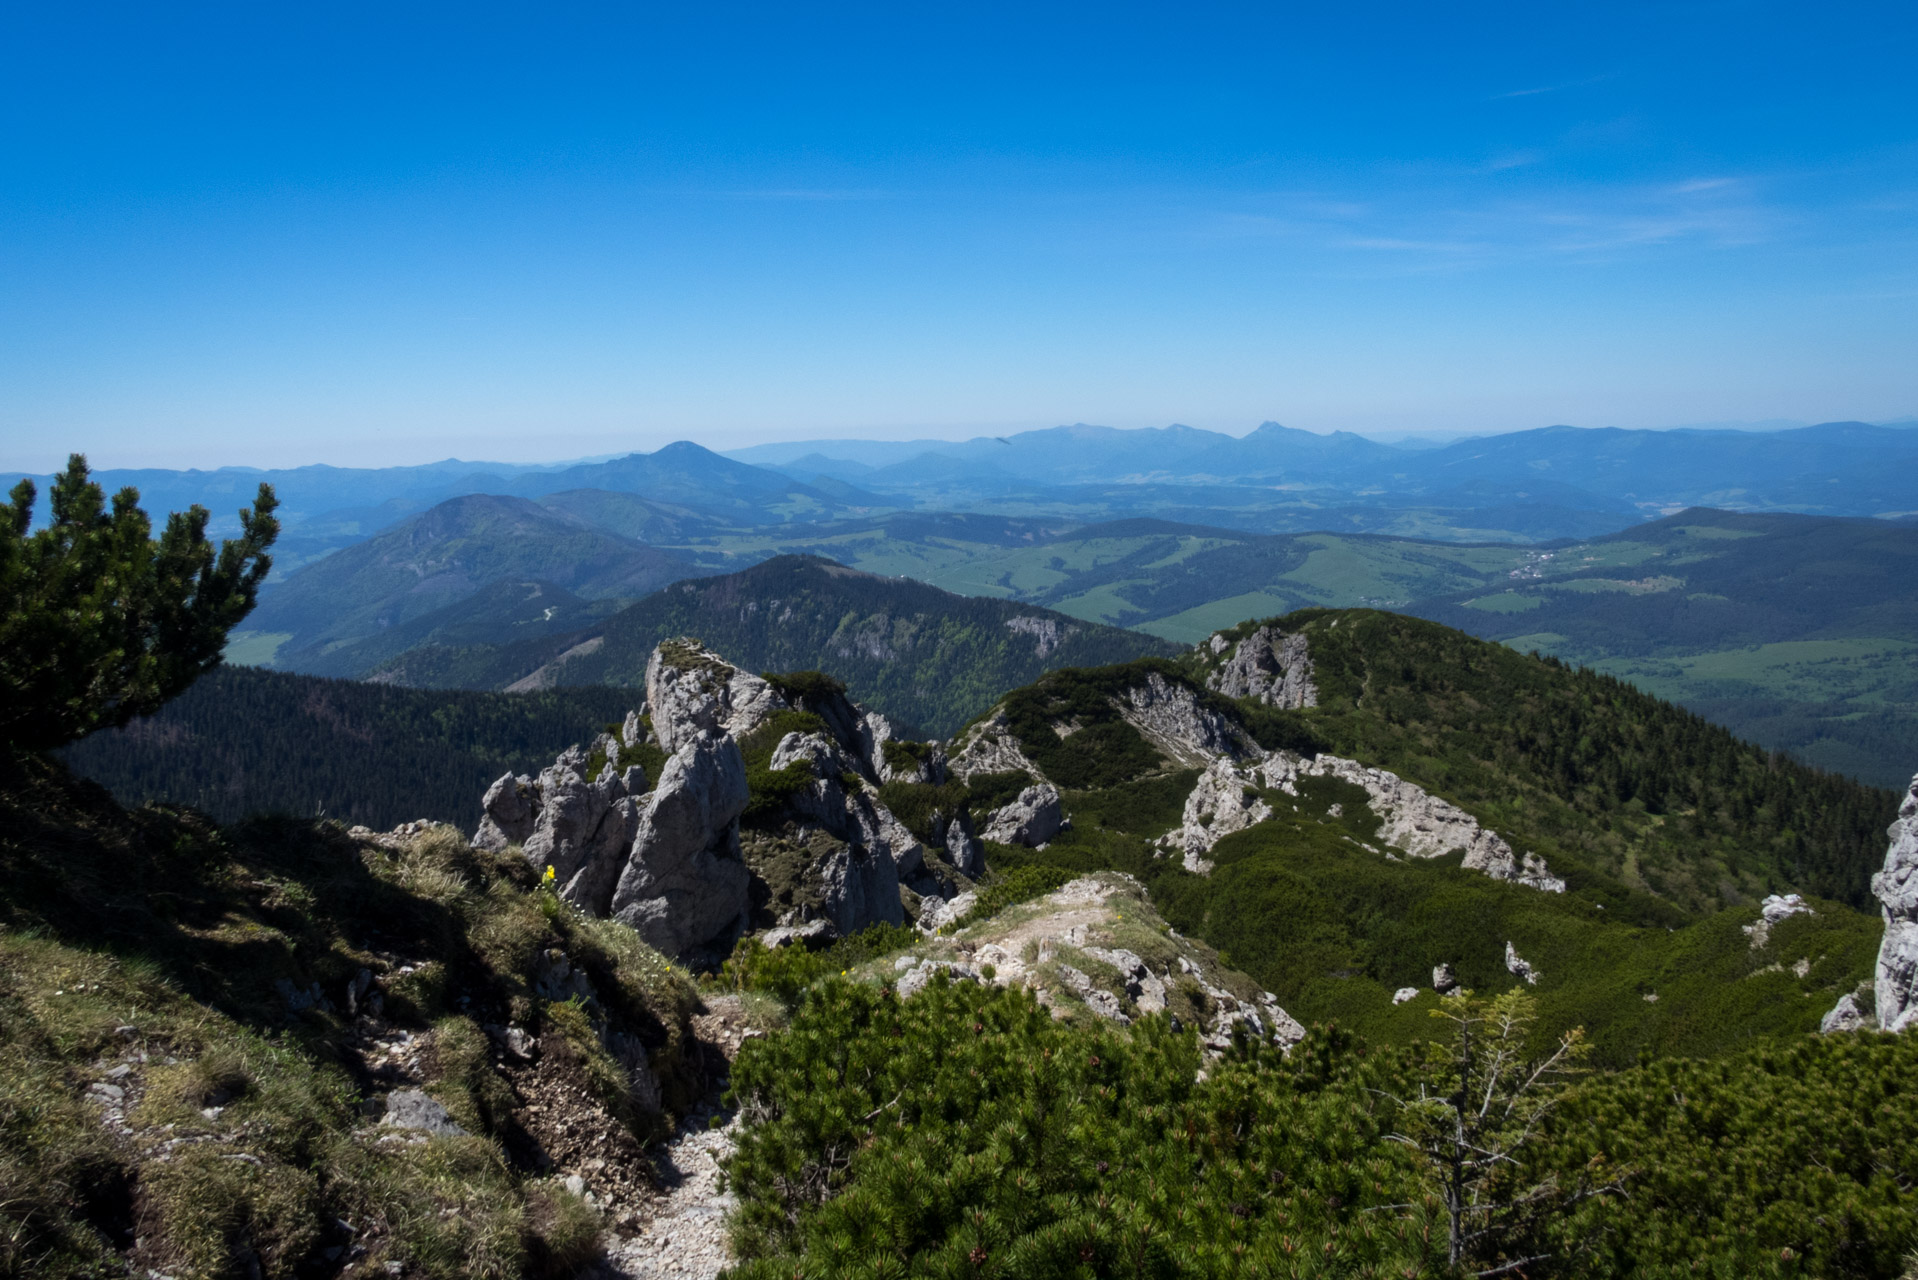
[1870,772,1918,1033]
[950,646,1565,891]
[478,639,977,961]
[884,872,1306,1053]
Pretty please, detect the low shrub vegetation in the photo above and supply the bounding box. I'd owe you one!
[720,976,1918,1279]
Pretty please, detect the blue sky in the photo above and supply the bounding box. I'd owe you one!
[1,1,1913,469]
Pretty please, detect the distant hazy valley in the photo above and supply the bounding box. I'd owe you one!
[33,418,1918,788]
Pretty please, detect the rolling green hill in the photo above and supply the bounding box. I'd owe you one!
[372,555,1180,736]
[1411,509,1918,786]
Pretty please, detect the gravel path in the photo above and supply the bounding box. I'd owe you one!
[599,1103,741,1279]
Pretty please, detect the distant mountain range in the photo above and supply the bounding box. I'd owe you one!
[31,419,1918,786]
[19,420,1918,584]
[730,419,1918,520]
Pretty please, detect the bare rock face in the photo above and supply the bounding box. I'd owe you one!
[645,641,788,753]
[1004,613,1076,657]
[1116,672,1258,767]
[1821,993,1871,1034]
[524,748,642,912]
[475,773,539,851]
[1207,625,1318,709]
[1160,758,1272,872]
[609,731,753,959]
[948,711,1048,782]
[1260,752,1566,893]
[766,731,907,935]
[474,735,651,914]
[814,839,906,938]
[981,783,1066,847]
[1873,773,1918,1033]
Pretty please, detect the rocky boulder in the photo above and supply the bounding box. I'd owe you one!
[944,816,985,878]
[1206,625,1318,709]
[609,730,754,959]
[1873,772,1918,1033]
[980,783,1065,847]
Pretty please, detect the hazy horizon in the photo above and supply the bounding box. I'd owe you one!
[8,414,1918,477]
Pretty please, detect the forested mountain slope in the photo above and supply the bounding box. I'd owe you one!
[277,578,628,680]
[1234,609,1896,912]
[59,666,636,830]
[371,555,1179,736]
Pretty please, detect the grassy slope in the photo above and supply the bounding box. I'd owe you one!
[59,666,639,831]
[0,753,702,1279]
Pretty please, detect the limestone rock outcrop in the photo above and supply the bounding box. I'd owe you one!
[474,742,650,913]
[609,730,753,959]
[1260,752,1567,893]
[766,730,906,935]
[1159,757,1272,872]
[980,783,1066,847]
[1206,625,1318,709]
[1821,993,1871,1034]
[1505,941,1540,986]
[1743,892,1815,949]
[947,711,1048,782]
[1156,744,1564,893]
[645,642,788,752]
[1116,672,1259,767]
[1872,772,1918,1033]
